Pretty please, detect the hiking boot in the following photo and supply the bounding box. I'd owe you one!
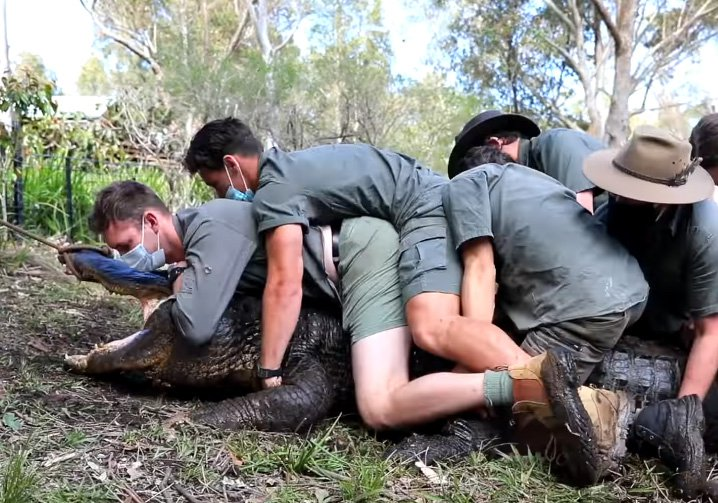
[629,394,706,499]
[577,387,632,475]
[507,350,603,486]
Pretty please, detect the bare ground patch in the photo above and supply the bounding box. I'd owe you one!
[0,244,712,502]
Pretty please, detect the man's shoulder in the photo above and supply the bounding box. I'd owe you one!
[178,199,256,235]
[533,128,605,152]
[689,199,718,237]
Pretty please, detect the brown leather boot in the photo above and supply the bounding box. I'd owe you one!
[576,387,632,476]
[506,350,606,487]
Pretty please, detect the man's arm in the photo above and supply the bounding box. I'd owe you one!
[679,315,718,399]
[171,221,256,345]
[260,224,304,388]
[682,217,718,399]
[460,237,496,322]
[575,190,594,214]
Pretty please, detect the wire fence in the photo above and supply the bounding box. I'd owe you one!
[0,153,213,244]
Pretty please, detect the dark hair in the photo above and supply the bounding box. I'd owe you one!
[183,117,263,174]
[690,113,718,169]
[454,146,514,176]
[88,181,170,234]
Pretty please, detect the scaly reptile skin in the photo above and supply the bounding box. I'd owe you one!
[62,250,718,470]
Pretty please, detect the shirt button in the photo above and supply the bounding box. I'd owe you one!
[204,265,212,274]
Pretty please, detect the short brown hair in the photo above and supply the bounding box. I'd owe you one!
[88,181,170,235]
[690,113,718,168]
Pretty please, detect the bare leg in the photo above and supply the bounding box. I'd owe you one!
[406,292,530,372]
[353,326,489,430]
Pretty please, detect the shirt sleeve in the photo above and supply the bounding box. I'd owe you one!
[442,168,494,250]
[533,130,603,194]
[170,219,257,345]
[687,224,718,320]
[252,181,310,234]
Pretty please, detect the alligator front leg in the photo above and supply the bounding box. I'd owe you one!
[384,417,508,465]
[191,357,335,433]
[64,327,171,375]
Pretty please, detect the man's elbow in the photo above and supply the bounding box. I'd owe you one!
[172,310,215,346]
[265,278,303,302]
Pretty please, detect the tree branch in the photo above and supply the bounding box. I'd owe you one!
[224,0,251,59]
[80,0,162,77]
[590,0,622,49]
[543,0,575,30]
[538,34,586,82]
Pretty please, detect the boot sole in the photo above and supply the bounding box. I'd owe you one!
[542,350,604,486]
[673,394,706,499]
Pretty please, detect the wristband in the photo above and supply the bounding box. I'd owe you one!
[256,363,283,379]
[168,265,187,285]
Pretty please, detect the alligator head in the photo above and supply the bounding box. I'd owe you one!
[58,249,173,300]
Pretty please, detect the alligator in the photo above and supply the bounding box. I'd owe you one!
[59,249,718,481]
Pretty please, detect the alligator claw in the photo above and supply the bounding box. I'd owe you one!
[64,354,89,372]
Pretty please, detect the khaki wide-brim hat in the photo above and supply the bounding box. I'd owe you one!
[583,125,714,204]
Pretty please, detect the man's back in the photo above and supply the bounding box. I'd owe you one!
[444,163,648,331]
[254,143,449,235]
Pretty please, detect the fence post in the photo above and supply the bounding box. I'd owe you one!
[65,152,74,242]
[11,121,23,227]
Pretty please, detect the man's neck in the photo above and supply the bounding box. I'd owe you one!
[502,140,521,161]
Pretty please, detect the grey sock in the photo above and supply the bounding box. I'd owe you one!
[484,370,514,408]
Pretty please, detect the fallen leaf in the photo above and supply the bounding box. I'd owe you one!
[414,461,447,486]
[127,461,143,481]
[42,451,79,468]
[315,488,330,503]
[227,449,244,467]
[28,338,51,353]
[2,412,22,432]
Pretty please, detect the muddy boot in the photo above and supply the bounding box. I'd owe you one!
[629,394,706,500]
[577,387,632,476]
[507,350,603,487]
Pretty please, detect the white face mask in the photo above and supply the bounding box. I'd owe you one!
[118,218,166,272]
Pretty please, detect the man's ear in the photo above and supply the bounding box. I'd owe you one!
[485,137,502,148]
[144,210,160,233]
[222,154,239,171]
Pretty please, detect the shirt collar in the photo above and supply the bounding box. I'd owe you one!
[518,138,533,167]
[659,204,687,237]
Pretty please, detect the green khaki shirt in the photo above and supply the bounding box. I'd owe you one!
[518,128,607,207]
[252,144,449,249]
[443,163,648,331]
[171,199,339,345]
[597,198,718,336]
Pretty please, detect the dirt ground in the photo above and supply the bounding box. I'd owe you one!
[0,244,713,502]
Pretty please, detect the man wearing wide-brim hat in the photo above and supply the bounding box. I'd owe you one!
[689,112,718,203]
[586,125,718,496]
[448,109,606,213]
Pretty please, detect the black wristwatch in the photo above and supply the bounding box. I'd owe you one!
[168,265,187,285]
[256,363,283,379]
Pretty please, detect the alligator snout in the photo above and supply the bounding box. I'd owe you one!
[60,249,173,300]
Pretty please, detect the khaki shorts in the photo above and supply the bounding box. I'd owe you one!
[397,217,463,304]
[520,300,646,384]
[338,217,407,344]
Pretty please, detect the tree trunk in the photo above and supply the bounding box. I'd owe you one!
[604,0,637,147]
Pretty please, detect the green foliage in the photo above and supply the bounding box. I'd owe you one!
[76,57,111,96]
[0,74,56,127]
[11,155,212,242]
[0,446,38,503]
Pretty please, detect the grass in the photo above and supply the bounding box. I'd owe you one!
[0,245,714,502]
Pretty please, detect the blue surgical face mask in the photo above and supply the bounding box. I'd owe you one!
[224,164,254,202]
[119,218,166,272]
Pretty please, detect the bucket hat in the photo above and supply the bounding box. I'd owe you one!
[448,110,540,178]
[583,125,713,205]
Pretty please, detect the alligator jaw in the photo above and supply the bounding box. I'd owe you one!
[60,250,172,301]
